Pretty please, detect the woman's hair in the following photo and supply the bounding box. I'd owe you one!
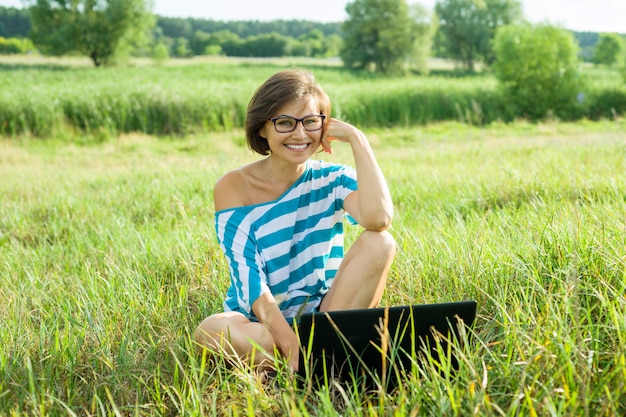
[246,68,331,155]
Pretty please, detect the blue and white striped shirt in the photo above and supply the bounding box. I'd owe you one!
[215,159,358,323]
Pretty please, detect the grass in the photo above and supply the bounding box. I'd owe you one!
[1,119,625,415]
[1,56,624,138]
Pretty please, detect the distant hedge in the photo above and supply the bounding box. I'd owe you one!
[1,62,625,138]
[0,36,36,54]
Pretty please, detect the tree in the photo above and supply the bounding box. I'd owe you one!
[298,29,325,57]
[592,33,624,67]
[172,37,191,57]
[409,3,438,74]
[341,0,422,74]
[322,34,342,57]
[28,0,155,67]
[242,33,290,57]
[0,6,32,37]
[151,41,169,64]
[218,31,244,56]
[493,24,583,120]
[435,0,522,71]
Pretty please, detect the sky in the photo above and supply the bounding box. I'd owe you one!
[1,0,624,34]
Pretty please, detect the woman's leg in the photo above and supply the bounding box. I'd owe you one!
[194,312,276,366]
[319,229,396,311]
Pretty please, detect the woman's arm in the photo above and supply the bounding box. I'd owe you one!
[322,118,393,231]
[252,293,300,371]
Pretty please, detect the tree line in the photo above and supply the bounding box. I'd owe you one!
[0,5,344,60]
[0,3,621,68]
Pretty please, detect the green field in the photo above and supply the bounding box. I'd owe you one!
[1,111,625,415]
[1,56,625,138]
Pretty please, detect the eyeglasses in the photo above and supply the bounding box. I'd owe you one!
[269,114,326,133]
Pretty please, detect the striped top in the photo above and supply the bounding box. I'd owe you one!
[215,159,358,323]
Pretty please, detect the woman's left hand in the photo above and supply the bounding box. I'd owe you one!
[321,118,364,154]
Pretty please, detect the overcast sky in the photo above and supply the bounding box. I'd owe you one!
[1,0,624,33]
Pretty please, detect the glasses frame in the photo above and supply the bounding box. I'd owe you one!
[269,114,326,133]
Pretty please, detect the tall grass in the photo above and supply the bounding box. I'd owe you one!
[1,119,624,415]
[1,59,625,138]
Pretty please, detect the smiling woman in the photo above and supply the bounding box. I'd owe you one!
[194,67,396,373]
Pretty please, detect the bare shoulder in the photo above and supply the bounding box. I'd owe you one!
[213,161,267,211]
[213,169,247,212]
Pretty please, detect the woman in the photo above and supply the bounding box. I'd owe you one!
[195,68,396,372]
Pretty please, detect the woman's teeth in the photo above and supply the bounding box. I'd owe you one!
[286,144,308,150]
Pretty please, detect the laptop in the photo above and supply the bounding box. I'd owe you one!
[295,301,477,390]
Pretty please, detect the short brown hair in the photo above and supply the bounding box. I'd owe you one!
[245,68,331,155]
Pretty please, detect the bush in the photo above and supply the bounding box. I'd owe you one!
[151,42,169,64]
[0,36,36,54]
[592,33,624,67]
[493,24,584,121]
[585,88,626,120]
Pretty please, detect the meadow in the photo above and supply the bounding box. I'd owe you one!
[1,58,625,415]
[1,56,625,138]
[1,113,625,415]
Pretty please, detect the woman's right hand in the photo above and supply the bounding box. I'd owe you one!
[252,293,300,372]
[276,331,300,372]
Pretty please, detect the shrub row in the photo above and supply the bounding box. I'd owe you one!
[1,63,625,138]
[0,36,36,54]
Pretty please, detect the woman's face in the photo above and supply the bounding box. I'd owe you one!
[259,96,324,164]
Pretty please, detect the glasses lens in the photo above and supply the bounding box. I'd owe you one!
[302,116,323,131]
[274,117,296,133]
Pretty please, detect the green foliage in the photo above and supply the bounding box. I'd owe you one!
[493,24,584,121]
[0,63,262,137]
[201,29,241,56]
[296,29,326,57]
[203,44,222,56]
[151,42,169,64]
[341,0,426,74]
[0,6,30,37]
[574,31,600,62]
[321,34,343,58]
[408,3,438,75]
[241,32,291,57]
[188,29,324,58]
[29,0,155,67]
[1,60,625,138]
[435,0,522,71]
[172,37,191,57]
[0,36,36,54]
[336,75,503,126]
[156,17,343,58]
[157,16,342,40]
[592,33,624,66]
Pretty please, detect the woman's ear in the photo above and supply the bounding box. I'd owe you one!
[259,126,266,139]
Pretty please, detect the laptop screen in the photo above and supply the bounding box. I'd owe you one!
[295,301,477,390]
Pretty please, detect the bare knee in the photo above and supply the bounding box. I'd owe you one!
[194,315,222,351]
[194,312,238,353]
[321,230,396,311]
[194,312,276,367]
[361,229,397,261]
